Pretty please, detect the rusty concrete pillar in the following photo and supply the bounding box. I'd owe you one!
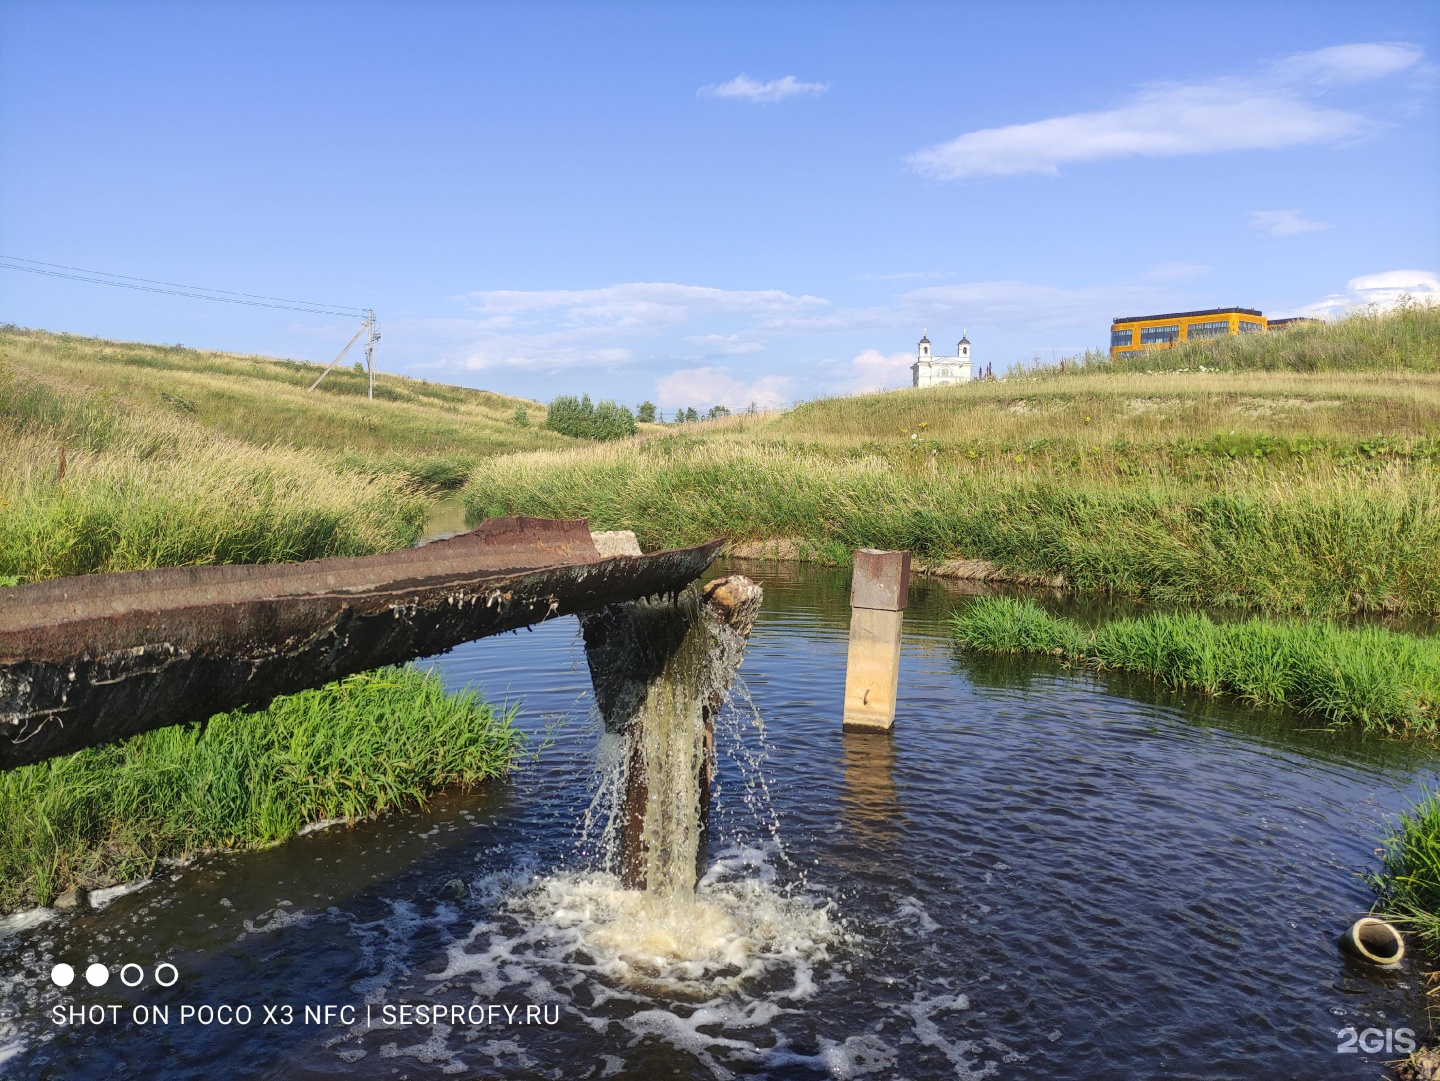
[842,549,909,732]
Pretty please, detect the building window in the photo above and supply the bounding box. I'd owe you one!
[1238,321,1263,334]
[1111,328,1134,348]
[1187,320,1230,340]
[1139,324,1180,345]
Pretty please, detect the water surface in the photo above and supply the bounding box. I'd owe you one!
[1,560,1434,1079]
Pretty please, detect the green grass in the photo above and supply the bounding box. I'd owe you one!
[1374,794,1440,948]
[0,324,575,485]
[949,596,1440,735]
[0,363,429,582]
[464,440,1440,616]
[462,309,1440,616]
[0,666,521,914]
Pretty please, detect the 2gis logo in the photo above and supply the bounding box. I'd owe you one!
[1336,1026,1416,1055]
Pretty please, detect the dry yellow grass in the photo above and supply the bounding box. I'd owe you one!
[0,326,575,474]
[0,356,428,583]
[755,370,1440,451]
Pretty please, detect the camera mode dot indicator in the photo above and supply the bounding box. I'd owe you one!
[50,963,75,988]
[84,963,109,987]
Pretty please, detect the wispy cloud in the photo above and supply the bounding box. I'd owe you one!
[1296,269,1440,317]
[684,333,767,355]
[394,273,1227,400]
[698,74,829,104]
[909,42,1423,179]
[398,282,826,376]
[1249,209,1333,237]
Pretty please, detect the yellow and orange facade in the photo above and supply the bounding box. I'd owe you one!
[1109,307,1267,357]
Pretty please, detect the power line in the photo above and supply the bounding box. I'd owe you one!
[0,256,367,318]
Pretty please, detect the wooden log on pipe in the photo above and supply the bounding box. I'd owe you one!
[842,549,909,732]
[580,574,762,893]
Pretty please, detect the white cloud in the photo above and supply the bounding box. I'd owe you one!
[1250,209,1332,237]
[698,74,829,104]
[394,272,1254,395]
[421,282,827,373]
[655,367,792,411]
[466,282,824,330]
[684,333,767,355]
[830,349,914,395]
[909,42,1422,179]
[1272,42,1425,86]
[896,280,1167,332]
[1296,269,1440,317]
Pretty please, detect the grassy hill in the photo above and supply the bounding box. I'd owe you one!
[0,326,573,489]
[0,326,580,583]
[463,306,1440,616]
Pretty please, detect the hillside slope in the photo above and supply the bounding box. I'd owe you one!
[0,326,574,487]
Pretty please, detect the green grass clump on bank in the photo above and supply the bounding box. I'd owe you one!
[463,440,1440,616]
[1373,795,1440,947]
[0,667,521,914]
[949,597,1440,734]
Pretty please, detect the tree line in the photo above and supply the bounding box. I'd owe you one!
[537,396,748,440]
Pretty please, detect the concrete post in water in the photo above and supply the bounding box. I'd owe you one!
[580,574,762,894]
[842,549,910,732]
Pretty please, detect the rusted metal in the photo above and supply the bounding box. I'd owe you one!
[0,518,721,770]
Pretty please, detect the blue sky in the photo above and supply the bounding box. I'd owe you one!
[1,1,1436,411]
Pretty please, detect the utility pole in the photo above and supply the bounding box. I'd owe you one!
[365,308,379,400]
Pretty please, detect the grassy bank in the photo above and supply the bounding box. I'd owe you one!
[0,666,520,914]
[0,361,428,582]
[464,440,1440,615]
[948,597,1440,734]
[1102,298,1440,375]
[463,309,1440,615]
[1375,796,1440,948]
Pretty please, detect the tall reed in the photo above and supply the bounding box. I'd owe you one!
[463,440,1440,615]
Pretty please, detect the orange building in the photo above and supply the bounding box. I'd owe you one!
[1110,307,1266,357]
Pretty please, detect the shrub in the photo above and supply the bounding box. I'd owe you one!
[544,393,636,441]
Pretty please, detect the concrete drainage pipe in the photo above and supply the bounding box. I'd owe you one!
[1343,917,1405,965]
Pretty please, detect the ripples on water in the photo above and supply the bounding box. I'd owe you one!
[1,561,1436,1079]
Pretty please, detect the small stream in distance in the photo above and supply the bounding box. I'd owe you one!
[1,560,1435,1079]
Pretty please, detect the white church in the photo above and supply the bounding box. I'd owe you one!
[911,330,973,388]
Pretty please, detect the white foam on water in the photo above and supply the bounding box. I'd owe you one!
[89,877,152,910]
[0,908,55,939]
[369,846,859,1078]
